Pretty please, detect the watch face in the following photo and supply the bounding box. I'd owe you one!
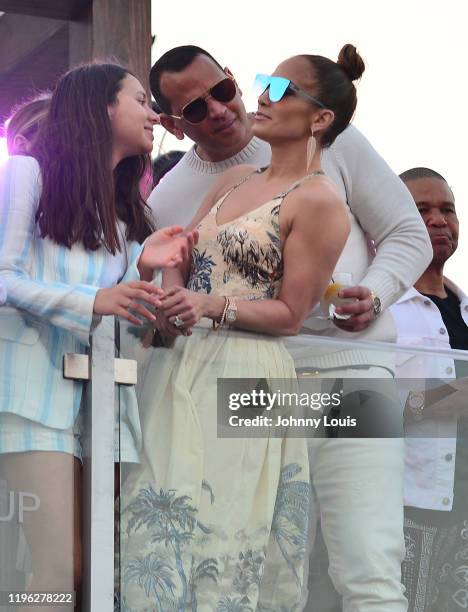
[408,392,425,410]
[374,297,382,315]
[226,309,236,322]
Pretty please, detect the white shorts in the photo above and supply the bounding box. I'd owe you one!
[0,411,140,463]
[0,412,82,460]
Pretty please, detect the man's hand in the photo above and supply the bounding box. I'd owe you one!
[332,285,376,332]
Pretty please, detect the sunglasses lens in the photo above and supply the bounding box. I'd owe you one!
[211,77,237,103]
[183,98,208,123]
[254,74,270,97]
[269,77,290,102]
[181,78,236,123]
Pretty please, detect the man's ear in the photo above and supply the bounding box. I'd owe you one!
[159,115,185,141]
[224,66,242,97]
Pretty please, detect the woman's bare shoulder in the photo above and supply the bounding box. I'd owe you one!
[293,175,346,214]
[283,176,350,243]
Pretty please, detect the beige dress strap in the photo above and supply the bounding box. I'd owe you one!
[274,170,326,200]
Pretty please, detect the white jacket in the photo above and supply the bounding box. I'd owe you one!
[391,279,468,510]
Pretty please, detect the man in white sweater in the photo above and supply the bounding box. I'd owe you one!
[147,45,433,611]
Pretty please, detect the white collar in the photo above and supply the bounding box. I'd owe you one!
[396,277,467,305]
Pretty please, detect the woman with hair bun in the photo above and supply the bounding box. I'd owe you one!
[119,46,370,611]
[130,40,429,610]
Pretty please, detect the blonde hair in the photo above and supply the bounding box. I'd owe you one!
[6,93,51,154]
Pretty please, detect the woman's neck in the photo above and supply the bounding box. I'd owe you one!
[265,138,321,181]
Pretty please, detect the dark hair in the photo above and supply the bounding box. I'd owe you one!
[152,150,185,188]
[150,45,224,114]
[33,62,154,254]
[6,92,51,154]
[302,44,365,147]
[399,167,448,184]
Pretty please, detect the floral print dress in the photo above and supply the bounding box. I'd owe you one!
[119,171,317,612]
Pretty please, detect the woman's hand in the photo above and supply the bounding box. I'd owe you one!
[155,309,191,338]
[94,281,164,326]
[141,309,192,348]
[159,286,212,330]
[138,226,199,279]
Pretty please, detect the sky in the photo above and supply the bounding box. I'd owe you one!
[151,0,467,288]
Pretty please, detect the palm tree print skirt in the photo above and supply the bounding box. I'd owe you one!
[119,327,310,611]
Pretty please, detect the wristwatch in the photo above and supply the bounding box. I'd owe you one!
[369,291,382,317]
[407,391,425,421]
[225,297,238,325]
[408,391,425,410]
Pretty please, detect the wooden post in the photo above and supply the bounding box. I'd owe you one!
[87,0,151,83]
[0,0,151,124]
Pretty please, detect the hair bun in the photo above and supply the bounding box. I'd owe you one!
[337,44,365,81]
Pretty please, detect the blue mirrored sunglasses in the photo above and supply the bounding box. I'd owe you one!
[253,73,325,108]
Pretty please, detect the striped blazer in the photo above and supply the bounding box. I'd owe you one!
[0,156,142,429]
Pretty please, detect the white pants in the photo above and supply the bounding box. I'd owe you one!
[302,367,408,612]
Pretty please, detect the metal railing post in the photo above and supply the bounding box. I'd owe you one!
[81,317,115,612]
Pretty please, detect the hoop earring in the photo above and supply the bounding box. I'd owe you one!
[306,127,316,172]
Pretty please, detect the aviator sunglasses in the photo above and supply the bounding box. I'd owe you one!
[167,76,237,124]
[254,73,325,108]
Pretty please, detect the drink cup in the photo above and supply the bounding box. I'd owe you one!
[320,273,355,320]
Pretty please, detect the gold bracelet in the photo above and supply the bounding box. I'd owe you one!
[212,297,229,331]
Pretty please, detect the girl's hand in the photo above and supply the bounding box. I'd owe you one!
[94,281,165,326]
[159,286,210,329]
[138,226,199,276]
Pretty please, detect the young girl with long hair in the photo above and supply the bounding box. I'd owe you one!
[0,62,195,608]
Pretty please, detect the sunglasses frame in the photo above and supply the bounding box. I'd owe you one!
[167,75,237,124]
[254,74,326,108]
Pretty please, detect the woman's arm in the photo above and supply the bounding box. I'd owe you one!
[161,180,351,336]
[0,157,163,343]
[0,157,100,345]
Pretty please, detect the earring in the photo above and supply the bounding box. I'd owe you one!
[306,126,316,172]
